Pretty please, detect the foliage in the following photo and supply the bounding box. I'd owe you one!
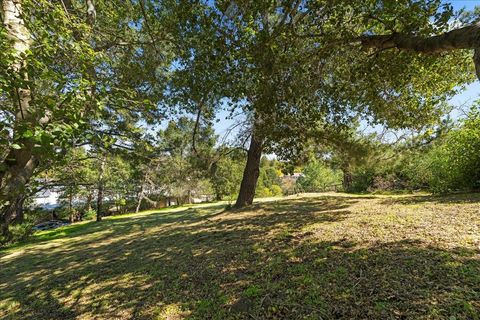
[404,109,480,193]
[211,155,245,201]
[297,160,342,192]
[2,0,478,217]
[269,185,283,197]
[153,118,218,203]
[255,159,283,197]
[347,167,377,193]
[1,0,480,316]
[1,220,34,246]
[320,106,480,194]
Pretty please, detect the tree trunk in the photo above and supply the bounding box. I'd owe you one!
[86,191,93,211]
[96,154,106,222]
[69,190,74,222]
[135,196,142,213]
[0,206,14,243]
[234,131,264,208]
[135,175,146,213]
[0,0,35,240]
[209,162,222,201]
[12,196,25,224]
[341,164,353,191]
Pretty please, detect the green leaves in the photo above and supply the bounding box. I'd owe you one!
[21,129,34,139]
[399,107,480,193]
[297,160,342,192]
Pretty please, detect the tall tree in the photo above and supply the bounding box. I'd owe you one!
[0,0,176,237]
[0,0,101,238]
[197,0,475,207]
[1,0,34,236]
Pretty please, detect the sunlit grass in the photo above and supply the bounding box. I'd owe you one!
[1,192,479,319]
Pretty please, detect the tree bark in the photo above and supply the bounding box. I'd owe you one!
[360,22,480,79]
[0,149,36,238]
[234,131,264,208]
[135,183,144,213]
[86,191,93,211]
[69,190,74,222]
[86,0,96,25]
[96,154,106,221]
[12,196,25,224]
[135,196,143,213]
[341,164,353,191]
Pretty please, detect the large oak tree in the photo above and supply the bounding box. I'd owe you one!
[176,0,475,207]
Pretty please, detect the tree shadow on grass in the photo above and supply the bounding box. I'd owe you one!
[0,204,229,256]
[380,192,480,205]
[0,196,479,319]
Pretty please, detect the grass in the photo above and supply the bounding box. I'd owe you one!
[1,192,479,319]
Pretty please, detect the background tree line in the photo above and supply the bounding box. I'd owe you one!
[297,107,480,194]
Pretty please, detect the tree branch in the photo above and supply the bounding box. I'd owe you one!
[360,22,480,79]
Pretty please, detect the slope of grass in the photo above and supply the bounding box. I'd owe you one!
[1,193,479,319]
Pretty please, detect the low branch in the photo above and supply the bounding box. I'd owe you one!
[360,22,480,79]
[360,23,480,53]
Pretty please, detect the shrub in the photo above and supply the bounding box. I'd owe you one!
[270,184,283,196]
[256,186,273,198]
[408,111,480,193]
[297,160,342,192]
[348,168,375,192]
[83,209,97,220]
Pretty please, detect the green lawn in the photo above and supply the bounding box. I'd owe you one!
[1,193,479,319]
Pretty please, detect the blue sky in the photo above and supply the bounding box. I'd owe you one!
[444,0,480,116]
[212,1,480,142]
[448,0,479,10]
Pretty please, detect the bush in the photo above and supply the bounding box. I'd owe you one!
[348,168,375,193]
[270,184,283,196]
[406,111,480,193]
[367,173,407,192]
[297,160,342,192]
[8,222,34,242]
[83,209,97,220]
[256,186,273,198]
[0,218,35,246]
